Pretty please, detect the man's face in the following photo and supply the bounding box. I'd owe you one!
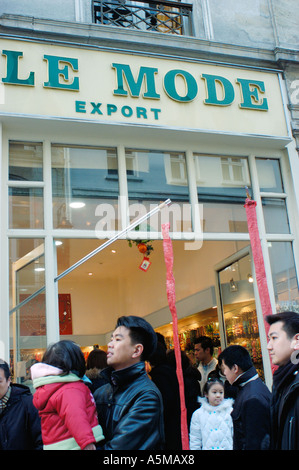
[267,321,295,366]
[220,359,239,385]
[194,343,205,363]
[107,326,142,371]
[0,368,10,399]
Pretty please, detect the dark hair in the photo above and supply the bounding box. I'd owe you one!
[218,345,253,372]
[86,348,107,370]
[149,342,167,367]
[203,377,224,395]
[194,336,214,356]
[42,340,86,378]
[0,360,11,380]
[156,332,167,351]
[266,311,299,339]
[116,315,157,361]
[166,349,191,371]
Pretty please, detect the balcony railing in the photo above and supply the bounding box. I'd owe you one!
[93,0,193,36]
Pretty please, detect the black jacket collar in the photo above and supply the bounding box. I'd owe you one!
[234,365,259,388]
[101,362,146,387]
[273,360,299,392]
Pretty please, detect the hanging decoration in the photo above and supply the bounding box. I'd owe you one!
[162,222,189,450]
[244,188,276,372]
[128,239,154,257]
[139,256,152,272]
[128,228,154,272]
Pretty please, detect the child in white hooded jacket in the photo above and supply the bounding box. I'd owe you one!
[190,377,234,450]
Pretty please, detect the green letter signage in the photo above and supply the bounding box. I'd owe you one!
[236,78,268,110]
[163,69,198,102]
[112,63,160,99]
[43,55,79,90]
[202,74,235,106]
[2,50,34,86]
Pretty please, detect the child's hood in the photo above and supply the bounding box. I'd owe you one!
[31,362,81,386]
[31,362,63,382]
[31,362,83,411]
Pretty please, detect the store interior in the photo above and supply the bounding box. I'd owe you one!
[10,237,265,381]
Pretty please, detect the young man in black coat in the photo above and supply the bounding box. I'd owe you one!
[218,345,271,450]
[94,316,165,450]
[266,311,299,450]
[0,360,42,450]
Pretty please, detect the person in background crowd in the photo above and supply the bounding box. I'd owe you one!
[189,377,234,450]
[0,359,42,450]
[86,347,108,393]
[31,340,104,450]
[194,336,217,395]
[94,315,164,450]
[207,364,238,399]
[218,344,271,450]
[266,311,299,450]
[149,337,182,450]
[166,349,201,429]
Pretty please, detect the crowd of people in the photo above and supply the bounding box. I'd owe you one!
[0,310,298,451]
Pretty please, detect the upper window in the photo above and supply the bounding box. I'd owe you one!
[125,149,190,232]
[8,141,44,229]
[51,145,119,231]
[9,142,43,181]
[193,154,251,233]
[256,158,284,193]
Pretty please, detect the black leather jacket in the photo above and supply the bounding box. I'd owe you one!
[271,361,299,450]
[94,362,165,450]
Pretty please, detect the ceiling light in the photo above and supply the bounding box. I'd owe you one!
[35,267,45,272]
[247,274,254,283]
[69,202,86,209]
[55,240,63,246]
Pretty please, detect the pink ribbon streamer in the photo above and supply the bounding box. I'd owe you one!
[244,198,276,372]
[162,223,189,450]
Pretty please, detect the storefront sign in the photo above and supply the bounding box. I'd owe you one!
[0,39,288,137]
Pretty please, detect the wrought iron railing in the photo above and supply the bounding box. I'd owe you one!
[93,0,193,36]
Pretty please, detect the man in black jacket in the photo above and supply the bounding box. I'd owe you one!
[266,311,299,450]
[94,316,164,450]
[0,360,42,450]
[218,345,271,450]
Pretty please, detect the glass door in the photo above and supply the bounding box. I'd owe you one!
[10,242,46,384]
[215,246,265,380]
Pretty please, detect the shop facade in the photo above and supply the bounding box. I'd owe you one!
[0,3,299,389]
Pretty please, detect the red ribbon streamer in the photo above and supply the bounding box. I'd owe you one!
[244,198,276,372]
[162,223,189,450]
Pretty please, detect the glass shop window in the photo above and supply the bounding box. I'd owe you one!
[256,158,284,193]
[194,154,251,233]
[8,142,44,229]
[125,149,191,233]
[268,241,299,313]
[51,145,119,231]
[9,142,43,181]
[9,187,44,229]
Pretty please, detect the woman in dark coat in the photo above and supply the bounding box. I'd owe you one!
[166,349,201,429]
[149,342,182,449]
